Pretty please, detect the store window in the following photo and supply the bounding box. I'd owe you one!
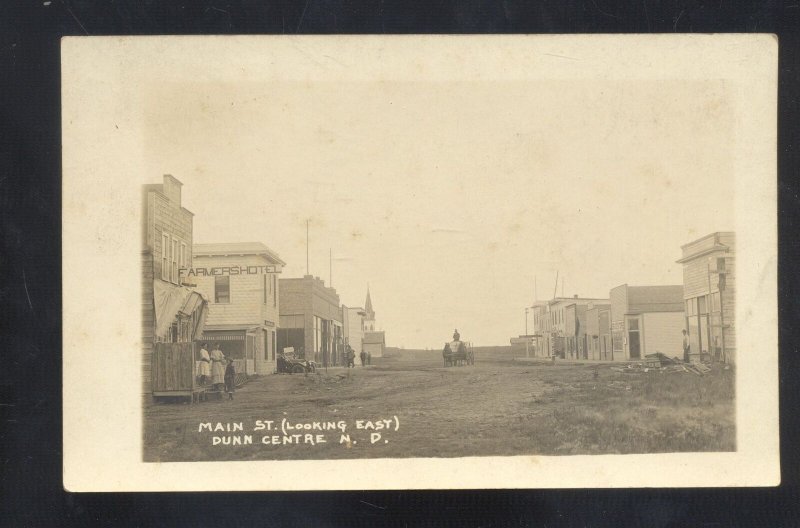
[215,276,230,303]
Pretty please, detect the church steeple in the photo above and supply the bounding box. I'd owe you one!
[364,285,376,332]
[365,285,374,319]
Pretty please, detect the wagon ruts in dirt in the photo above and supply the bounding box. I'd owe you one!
[442,340,475,367]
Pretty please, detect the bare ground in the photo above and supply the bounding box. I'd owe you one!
[143,351,735,462]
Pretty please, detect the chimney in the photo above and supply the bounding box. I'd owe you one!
[573,294,578,299]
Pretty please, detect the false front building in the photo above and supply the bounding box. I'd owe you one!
[676,232,736,364]
[189,242,285,376]
[142,175,208,399]
[342,305,367,356]
[531,296,608,359]
[278,275,344,366]
[609,284,685,361]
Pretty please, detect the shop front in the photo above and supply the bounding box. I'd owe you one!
[201,325,265,376]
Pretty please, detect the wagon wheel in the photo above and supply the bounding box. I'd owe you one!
[291,363,306,374]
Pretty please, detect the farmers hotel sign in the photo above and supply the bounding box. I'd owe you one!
[180,265,282,277]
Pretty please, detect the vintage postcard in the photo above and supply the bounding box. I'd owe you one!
[62,35,778,490]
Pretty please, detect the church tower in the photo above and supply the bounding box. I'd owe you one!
[364,286,376,332]
[361,285,385,357]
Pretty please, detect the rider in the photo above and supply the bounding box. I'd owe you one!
[451,329,461,350]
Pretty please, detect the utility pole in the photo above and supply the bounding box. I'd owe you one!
[553,270,559,298]
[306,219,309,276]
[525,307,530,358]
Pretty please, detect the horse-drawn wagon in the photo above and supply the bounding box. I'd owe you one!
[442,329,475,367]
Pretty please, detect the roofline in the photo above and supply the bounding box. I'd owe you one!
[144,186,195,216]
[193,243,286,266]
[676,245,730,264]
[679,231,734,250]
[611,283,684,290]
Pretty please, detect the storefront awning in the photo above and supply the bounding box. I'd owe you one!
[153,280,208,340]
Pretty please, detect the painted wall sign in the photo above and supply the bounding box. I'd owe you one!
[180,265,282,277]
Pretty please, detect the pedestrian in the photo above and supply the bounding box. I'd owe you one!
[367,351,371,365]
[360,350,366,367]
[224,358,236,400]
[210,343,226,391]
[348,347,355,368]
[197,342,211,386]
[682,329,691,363]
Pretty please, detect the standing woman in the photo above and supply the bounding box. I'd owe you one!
[197,342,211,386]
[210,343,226,391]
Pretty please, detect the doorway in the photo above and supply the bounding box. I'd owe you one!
[627,317,641,359]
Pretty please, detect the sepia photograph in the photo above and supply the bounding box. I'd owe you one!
[62,35,778,490]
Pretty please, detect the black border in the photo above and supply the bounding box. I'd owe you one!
[2,1,799,526]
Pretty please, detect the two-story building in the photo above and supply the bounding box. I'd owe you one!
[278,275,344,366]
[142,175,208,397]
[342,305,367,356]
[530,301,550,358]
[676,232,736,364]
[536,296,609,359]
[584,302,612,360]
[190,242,285,376]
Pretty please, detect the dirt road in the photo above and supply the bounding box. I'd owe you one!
[143,352,735,462]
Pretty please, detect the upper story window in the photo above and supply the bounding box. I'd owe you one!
[263,274,268,304]
[273,275,277,307]
[215,276,230,303]
[160,231,185,285]
[171,238,179,284]
[161,233,170,281]
[180,242,187,269]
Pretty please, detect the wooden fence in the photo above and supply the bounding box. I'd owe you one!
[152,341,198,399]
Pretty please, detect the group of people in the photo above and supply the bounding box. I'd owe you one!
[196,342,236,400]
[343,345,371,368]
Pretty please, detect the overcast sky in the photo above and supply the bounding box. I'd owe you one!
[142,79,734,348]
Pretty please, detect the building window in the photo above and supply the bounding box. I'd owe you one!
[263,274,268,304]
[698,295,708,315]
[180,242,187,272]
[215,276,230,303]
[161,232,170,281]
[711,292,721,313]
[272,331,276,360]
[273,275,277,308]
[171,238,179,284]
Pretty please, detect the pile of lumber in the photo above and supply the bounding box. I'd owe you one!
[610,357,713,376]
